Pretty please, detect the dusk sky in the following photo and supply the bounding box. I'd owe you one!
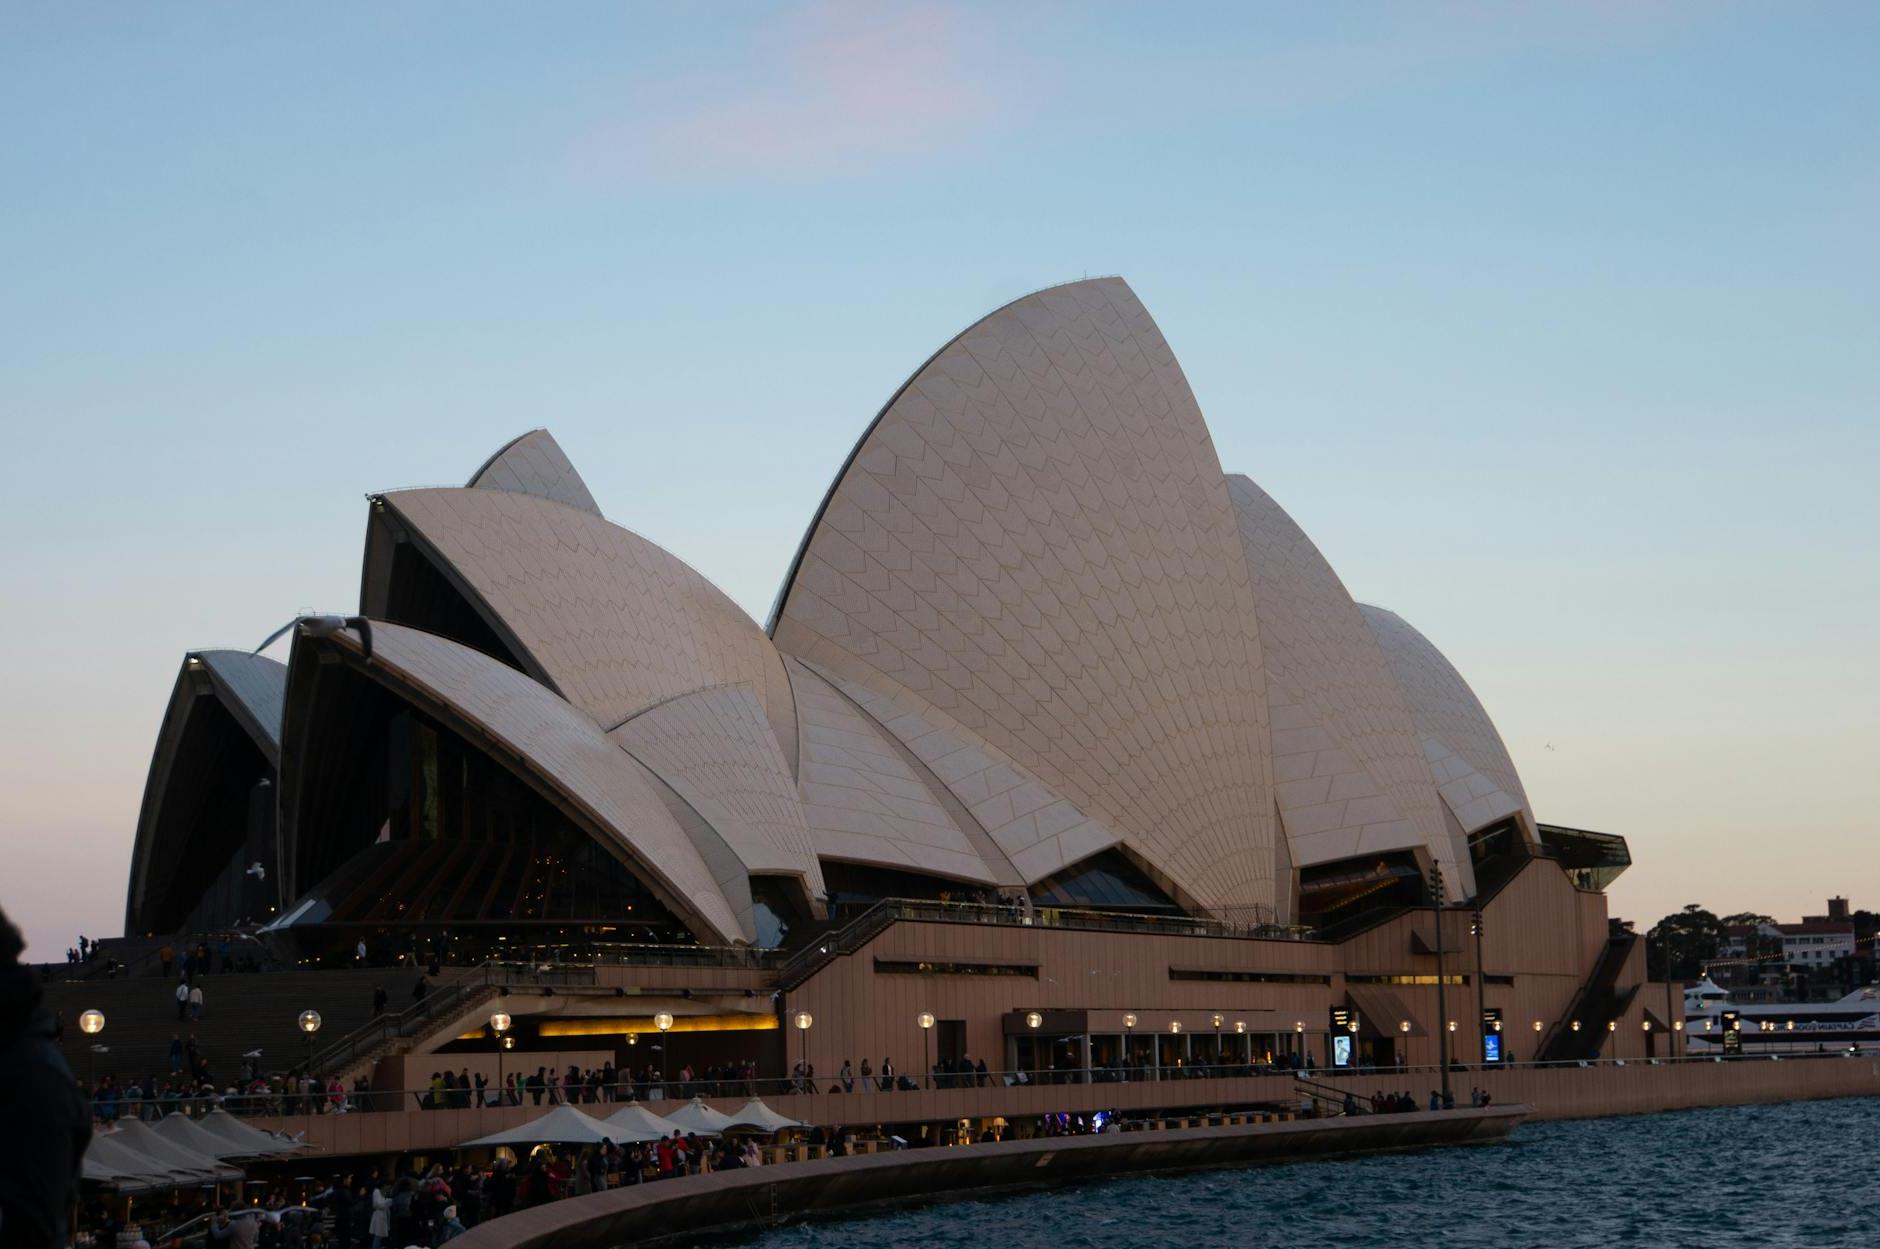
[2,2,1874,958]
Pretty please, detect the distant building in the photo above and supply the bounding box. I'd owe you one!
[1775,921,1855,969]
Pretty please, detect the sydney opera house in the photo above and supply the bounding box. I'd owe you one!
[121,277,1661,1079]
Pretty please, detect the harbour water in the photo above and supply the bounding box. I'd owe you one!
[738,1097,1879,1249]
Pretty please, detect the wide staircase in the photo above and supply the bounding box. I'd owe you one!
[1536,933,1639,1062]
[41,966,447,1090]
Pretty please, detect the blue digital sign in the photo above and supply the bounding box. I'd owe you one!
[1483,1033,1502,1064]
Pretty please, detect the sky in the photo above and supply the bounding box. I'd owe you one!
[1,2,1874,959]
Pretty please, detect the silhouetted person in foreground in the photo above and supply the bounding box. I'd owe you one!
[0,904,91,1249]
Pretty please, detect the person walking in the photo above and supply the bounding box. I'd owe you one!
[175,978,191,1022]
[367,1183,390,1249]
[189,982,205,1021]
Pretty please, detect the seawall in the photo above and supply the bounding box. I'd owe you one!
[445,1107,1529,1249]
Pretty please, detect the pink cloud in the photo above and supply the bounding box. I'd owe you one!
[585,1,1014,185]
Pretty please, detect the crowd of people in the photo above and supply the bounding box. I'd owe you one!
[1337,1086,1495,1115]
[413,1060,771,1110]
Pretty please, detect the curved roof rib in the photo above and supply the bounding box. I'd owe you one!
[373,487,798,758]
[1358,604,1535,846]
[610,683,827,913]
[124,651,287,934]
[466,428,602,517]
[771,277,1277,918]
[1225,476,1467,892]
[291,620,747,945]
[785,659,1001,885]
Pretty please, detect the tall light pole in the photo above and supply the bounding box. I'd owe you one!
[490,1012,512,1101]
[1123,1013,1136,1080]
[1212,1014,1223,1075]
[1473,905,1487,1067]
[79,1010,104,1093]
[1661,925,1677,1059]
[1429,864,1450,1105]
[917,1012,935,1088]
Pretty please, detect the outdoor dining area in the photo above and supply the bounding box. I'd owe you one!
[81,1107,309,1191]
[460,1095,860,1166]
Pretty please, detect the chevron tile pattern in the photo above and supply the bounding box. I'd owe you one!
[773,277,1277,917]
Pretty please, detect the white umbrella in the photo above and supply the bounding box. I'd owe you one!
[599,1103,685,1144]
[83,1133,194,1190]
[108,1120,242,1181]
[722,1099,807,1133]
[660,1097,736,1137]
[461,1104,617,1147]
[155,1112,275,1162]
[197,1108,309,1155]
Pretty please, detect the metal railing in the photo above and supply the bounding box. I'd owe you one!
[777,897,1319,990]
[84,1045,1873,1126]
[305,964,599,1076]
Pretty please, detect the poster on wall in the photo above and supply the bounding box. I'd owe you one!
[1332,1034,1353,1068]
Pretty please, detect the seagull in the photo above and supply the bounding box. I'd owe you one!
[246,863,267,880]
[243,1049,264,1058]
[1544,743,1556,752]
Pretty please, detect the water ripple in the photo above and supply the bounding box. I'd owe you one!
[728,1097,1879,1249]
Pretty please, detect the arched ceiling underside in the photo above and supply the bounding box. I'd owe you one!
[770,276,1277,919]
[124,650,288,933]
[373,487,798,760]
[291,620,747,946]
[1358,604,1535,847]
[466,428,602,517]
[1224,476,1469,895]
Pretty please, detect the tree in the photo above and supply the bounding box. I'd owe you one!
[1645,905,1724,981]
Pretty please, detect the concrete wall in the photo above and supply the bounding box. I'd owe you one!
[248,1054,1878,1157]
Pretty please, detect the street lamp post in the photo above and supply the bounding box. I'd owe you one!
[1212,1014,1223,1076]
[1429,864,1450,1105]
[490,1011,512,1100]
[1233,1020,1247,1069]
[297,1010,322,1075]
[655,1011,675,1093]
[917,1012,935,1088]
[792,1010,812,1093]
[79,1010,104,1092]
[1472,905,1487,1066]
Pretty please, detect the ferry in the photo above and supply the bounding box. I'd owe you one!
[1683,981,1880,1052]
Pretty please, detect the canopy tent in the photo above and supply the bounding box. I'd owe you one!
[109,1120,243,1181]
[195,1108,308,1157]
[722,1099,806,1133]
[599,1103,685,1144]
[83,1132,204,1192]
[154,1112,248,1161]
[461,1105,616,1148]
[656,1098,735,1137]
